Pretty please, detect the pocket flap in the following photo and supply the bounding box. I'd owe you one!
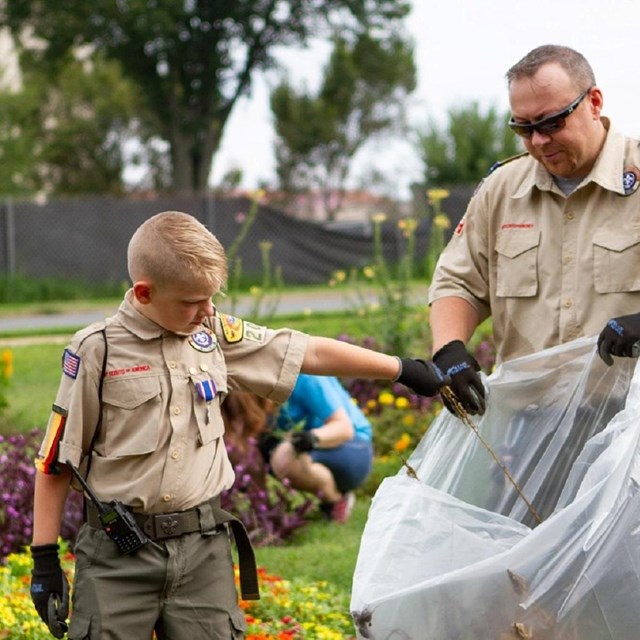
[103,376,161,410]
[495,230,540,259]
[593,229,640,252]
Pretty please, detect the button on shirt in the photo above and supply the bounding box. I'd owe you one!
[45,290,309,513]
[429,120,640,363]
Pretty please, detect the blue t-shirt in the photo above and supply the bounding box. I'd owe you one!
[277,374,372,442]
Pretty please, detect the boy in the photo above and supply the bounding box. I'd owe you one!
[30,211,447,639]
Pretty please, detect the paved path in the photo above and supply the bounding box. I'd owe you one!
[0,286,430,337]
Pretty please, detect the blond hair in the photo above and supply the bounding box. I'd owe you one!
[506,45,596,93]
[127,211,228,292]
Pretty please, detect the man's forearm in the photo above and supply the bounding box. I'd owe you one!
[430,296,481,353]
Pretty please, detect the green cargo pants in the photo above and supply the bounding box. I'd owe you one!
[67,523,247,639]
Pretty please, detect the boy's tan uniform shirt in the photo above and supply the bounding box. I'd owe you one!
[38,290,309,512]
[429,120,640,363]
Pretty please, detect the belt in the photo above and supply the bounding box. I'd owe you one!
[85,496,260,600]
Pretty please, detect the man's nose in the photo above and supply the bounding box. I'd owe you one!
[530,129,552,145]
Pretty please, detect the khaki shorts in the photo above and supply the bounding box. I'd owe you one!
[68,523,247,640]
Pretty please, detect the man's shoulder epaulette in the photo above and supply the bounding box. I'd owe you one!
[487,151,530,176]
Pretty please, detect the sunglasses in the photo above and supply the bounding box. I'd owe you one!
[508,87,592,138]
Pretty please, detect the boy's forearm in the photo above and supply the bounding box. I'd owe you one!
[32,468,72,545]
[302,336,401,379]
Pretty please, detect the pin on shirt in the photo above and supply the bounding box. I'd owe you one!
[195,378,217,423]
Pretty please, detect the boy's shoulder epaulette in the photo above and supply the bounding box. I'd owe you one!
[70,320,107,351]
[487,151,530,175]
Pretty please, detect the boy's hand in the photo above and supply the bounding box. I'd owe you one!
[396,358,449,397]
[291,431,318,454]
[30,544,69,638]
[432,340,486,416]
[597,313,640,366]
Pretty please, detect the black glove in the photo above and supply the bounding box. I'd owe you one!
[433,340,486,416]
[30,543,69,639]
[597,313,640,366]
[396,358,449,397]
[291,430,318,454]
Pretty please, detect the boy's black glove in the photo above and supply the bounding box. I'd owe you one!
[291,431,318,454]
[597,313,640,366]
[30,543,69,638]
[396,358,449,397]
[433,340,485,416]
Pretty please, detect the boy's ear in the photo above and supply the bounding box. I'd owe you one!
[132,281,153,305]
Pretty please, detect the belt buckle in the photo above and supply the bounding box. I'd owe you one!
[153,513,182,540]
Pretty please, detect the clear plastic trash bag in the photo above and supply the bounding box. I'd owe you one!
[351,336,640,639]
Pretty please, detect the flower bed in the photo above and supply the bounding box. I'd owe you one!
[0,547,355,639]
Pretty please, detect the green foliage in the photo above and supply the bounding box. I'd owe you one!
[271,31,416,219]
[417,101,523,186]
[3,0,411,193]
[0,53,142,196]
[0,274,126,304]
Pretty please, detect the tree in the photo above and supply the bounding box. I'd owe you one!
[1,1,411,195]
[271,31,415,220]
[0,52,141,196]
[417,102,522,186]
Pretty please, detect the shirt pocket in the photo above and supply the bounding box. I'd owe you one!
[593,229,640,293]
[190,371,227,445]
[495,230,540,298]
[101,376,162,458]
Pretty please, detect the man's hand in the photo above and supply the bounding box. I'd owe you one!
[291,430,318,454]
[30,544,69,639]
[597,313,640,366]
[433,340,485,416]
[396,358,450,397]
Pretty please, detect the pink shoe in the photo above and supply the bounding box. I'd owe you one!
[331,492,355,524]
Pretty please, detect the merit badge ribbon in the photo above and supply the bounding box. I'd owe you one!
[189,329,218,353]
[195,379,217,402]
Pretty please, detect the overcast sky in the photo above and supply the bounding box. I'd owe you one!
[211,0,640,198]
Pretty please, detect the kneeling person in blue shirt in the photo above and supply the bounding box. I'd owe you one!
[269,373,373,524]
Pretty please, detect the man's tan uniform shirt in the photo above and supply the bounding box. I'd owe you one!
[38,290,309,512]
[429,120,640,363]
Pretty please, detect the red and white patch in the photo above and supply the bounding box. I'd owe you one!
[454,219,465,236]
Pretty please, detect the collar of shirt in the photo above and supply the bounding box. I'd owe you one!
[512,117,628,198]
[115,289,166,341]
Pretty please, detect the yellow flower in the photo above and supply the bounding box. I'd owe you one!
[433,213,451,230]
[366,399,377,410]
[371,211,387,223]
[362,265,375,279]
[378,391,395,406]
[426,188,450,204]
[249,286,262,296]
[402,413,416,427]
[394,396,410,409]
[258,240,272,251]
[334,270,346,282]
[1,349,13,379]
[394,432,412,452]
[251,188,266,202]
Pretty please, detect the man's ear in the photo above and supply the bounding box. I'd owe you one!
[132,281,153,305]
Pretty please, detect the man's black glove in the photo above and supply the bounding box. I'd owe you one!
[396,358,449,397]
[291,430,318,454]
[30,543,69,639]
[433,340,486,416]
[597,313,640,366]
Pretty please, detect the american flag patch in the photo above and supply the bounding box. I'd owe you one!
[62,349,81,379]
[195,379,217,401]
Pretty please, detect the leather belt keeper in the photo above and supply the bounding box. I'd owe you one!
[85,496,260,600]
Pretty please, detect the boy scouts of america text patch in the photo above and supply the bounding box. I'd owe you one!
[189,328,218,352]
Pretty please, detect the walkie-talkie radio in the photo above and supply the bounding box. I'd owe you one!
[66,459,148,554]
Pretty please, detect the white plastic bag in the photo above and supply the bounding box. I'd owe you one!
[351,336,640,639]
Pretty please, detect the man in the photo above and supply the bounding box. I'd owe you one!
[429,44,640,416]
